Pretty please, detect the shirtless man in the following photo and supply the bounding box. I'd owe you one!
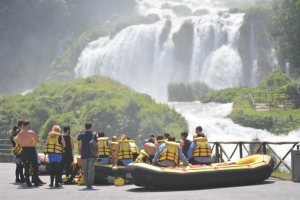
[17,121,41,187]
[144,137,158,164]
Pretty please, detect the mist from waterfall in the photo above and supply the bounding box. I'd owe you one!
[167,101,300,170]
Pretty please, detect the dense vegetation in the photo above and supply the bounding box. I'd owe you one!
[269,0,300,78]
[168,81,213,102]
[0,76,188,140]
[0,0,136,95]
[200,70,300,134]
[238,0,300,85]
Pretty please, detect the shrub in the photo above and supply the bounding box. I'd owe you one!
[228,8,245,14]
[168,81,213,102]
[192,9,209,16]
[0,76,188,140]
[172,5,192,17]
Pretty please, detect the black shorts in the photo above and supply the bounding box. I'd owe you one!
[189,158,211,165]
[22,147,37,162]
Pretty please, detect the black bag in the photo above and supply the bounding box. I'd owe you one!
[89,134,98,157]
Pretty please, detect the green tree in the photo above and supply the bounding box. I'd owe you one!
[270,0,300,78]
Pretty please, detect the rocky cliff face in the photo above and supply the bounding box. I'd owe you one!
[239,6,281,87]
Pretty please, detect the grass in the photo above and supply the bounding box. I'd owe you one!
[271,172,292,180]
[228,90,300,134]
[198,81,300,134]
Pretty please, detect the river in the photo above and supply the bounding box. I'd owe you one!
[166,101,300,170]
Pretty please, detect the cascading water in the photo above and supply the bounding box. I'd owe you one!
[75,0,249,100]
[73,0,298,169]
[167,101,300,170]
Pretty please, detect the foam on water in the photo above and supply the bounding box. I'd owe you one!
[167,101,300,170]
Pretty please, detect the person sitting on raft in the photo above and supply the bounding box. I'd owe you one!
[111,136,118,165]
[97,131,114,165]
[193,126,207,138]
[163,133,170,140]
[127,136,140,161]
[149,133,156,140]
[156,134,165,147]
[188,133,212,165]
[115,134,134,166]
[152,135,189,167]
[180,131,191,159]
[144,137,158,164]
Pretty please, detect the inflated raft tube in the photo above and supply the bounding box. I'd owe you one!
[38,154,51,173]
[94,162,127,184]
[125,154,274,190]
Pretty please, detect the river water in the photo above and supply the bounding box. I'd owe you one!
[166,101,300,170]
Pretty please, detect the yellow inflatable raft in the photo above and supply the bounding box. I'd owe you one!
[126,154,274,190]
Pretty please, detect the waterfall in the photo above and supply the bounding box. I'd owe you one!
[75,0,276,100]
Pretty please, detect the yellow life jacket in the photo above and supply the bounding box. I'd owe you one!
[44,132,63,154]
[157,141,180,165]
[135,149,150,164]
[13,136,22,158]
[128,140,140,154]
[97,137,110,157]
[117,140,133,160]
[192,137,212,157]
[157,140,165,146]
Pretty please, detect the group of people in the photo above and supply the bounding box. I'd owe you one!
[10,119,212,189]
[9,119,74,187]
[149,126,212,167]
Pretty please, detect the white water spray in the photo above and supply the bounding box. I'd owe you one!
[167,101,300,170]
[74,1,251,100]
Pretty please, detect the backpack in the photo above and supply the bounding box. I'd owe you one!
[89,134,98,157]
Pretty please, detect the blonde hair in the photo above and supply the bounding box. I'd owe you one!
[112,136,118,142]
[52,125,61,133]
[119,134,127,141]
[49,125,61,137]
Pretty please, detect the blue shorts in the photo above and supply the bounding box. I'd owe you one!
[119,159,133,166]
[49,153,63,163]
[35,148,41,164]
[13,156,20,164]
[96,158,109,165]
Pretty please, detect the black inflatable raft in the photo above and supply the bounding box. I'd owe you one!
[94,162,127,184]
